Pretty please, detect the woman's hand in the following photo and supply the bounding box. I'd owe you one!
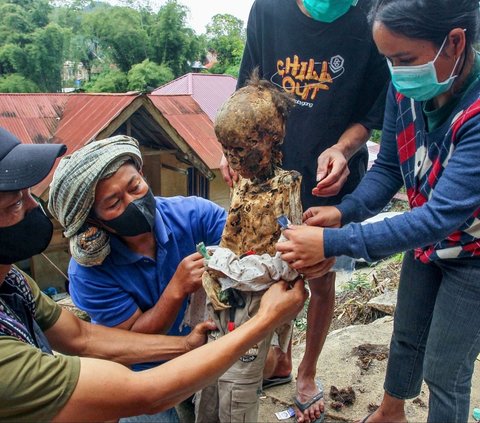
[276,225,326,269]
[303,206,342,227]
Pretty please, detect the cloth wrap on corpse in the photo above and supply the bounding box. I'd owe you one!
[200,231,300,352]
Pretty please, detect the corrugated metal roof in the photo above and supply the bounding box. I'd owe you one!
[152,73,237,122]
[1,93,220,195]
[0,94,69,145]
[149,94,223,170]
[53,94,137,150]
[0,93,139,195]
[38,94,139,195]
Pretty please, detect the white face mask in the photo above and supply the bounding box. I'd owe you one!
[388,34,462,101]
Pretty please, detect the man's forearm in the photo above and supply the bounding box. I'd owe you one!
[129,285,185,334]
[52,312,275,422]
[140,313,275,412]
[46,310,188,365]
[333,123,371,161]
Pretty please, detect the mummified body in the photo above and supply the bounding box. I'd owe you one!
[195,75,302,423]
[220,169,302,256]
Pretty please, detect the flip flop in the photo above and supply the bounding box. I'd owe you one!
[293,379,325,423]
[359,412,374,423]
[262,373,293,389]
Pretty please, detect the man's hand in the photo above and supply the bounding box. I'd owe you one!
[312,147,349,197]
[184,320,217,352]
[257,280,307,327]
[303,206,342,228]
[171,252,205,297]
[276,225,326,269]
[219,154,239,188]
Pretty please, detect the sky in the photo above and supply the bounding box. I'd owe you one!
[183,1,254,34]
[146,0,255,34]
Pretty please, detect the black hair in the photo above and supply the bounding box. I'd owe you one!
[369,0,479,49]
[246,67,295,120]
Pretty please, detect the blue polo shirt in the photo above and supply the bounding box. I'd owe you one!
[68,196,226,368]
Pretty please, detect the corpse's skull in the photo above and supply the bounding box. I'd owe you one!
[215,80,291,181]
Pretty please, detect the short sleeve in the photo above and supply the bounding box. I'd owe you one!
[0,337,80,421]
[193,197,226,246]
[69,268,139,327]
[21,269,62,331]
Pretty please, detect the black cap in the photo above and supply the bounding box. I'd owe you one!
[0,127,66,192]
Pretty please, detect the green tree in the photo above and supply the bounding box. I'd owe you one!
[26,23,67,91]
[127,59,174,92]
[0,3,33,45]
[0,43,28,74]
[28,0,52,28]
[0,2,68,92]
[223,63,241,79]
[81,6,150,72]
[206,14,245,74]
[0,74,40,93]
[83,69,127,93]
[150,0,203,76]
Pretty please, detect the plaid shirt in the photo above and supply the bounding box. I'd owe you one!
[396,92,480,262]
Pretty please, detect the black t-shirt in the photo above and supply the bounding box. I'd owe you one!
[237,0,389,208]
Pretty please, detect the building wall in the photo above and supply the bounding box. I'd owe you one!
[31,251,70,292]
[142,151,189,198]
[209,169,231,211]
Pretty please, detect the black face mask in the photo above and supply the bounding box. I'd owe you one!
[101,189,156,237]
[0,206,53,265]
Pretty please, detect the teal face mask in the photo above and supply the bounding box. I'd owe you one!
[388,35,461,101]
[303,0,359,23]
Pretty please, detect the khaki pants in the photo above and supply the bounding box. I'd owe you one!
[195,291,273,423]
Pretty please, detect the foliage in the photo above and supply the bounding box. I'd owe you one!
[83,68,127,93]
[127,59,174,92]
[294,298,309,332]
[0,2,64,91]
[0,43,28,74]
[371,129,382,143]
[81,6,150,72]
[391,252,405,264]
[0,73,39,92]
[27,23,67,91]
[150,0,203,76]
[206,14,245,74]
[343,273,372,291]
[0,0,246,93]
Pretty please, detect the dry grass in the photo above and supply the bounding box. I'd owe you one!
[331,260,401,331]
[293,258,403,345]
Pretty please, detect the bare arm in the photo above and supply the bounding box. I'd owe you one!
[46,310,214,365]
[333,123,371,162]
[52,280,307,422]
[116,253,205,334]
[219,154,238,188]
[313,123,371,197]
